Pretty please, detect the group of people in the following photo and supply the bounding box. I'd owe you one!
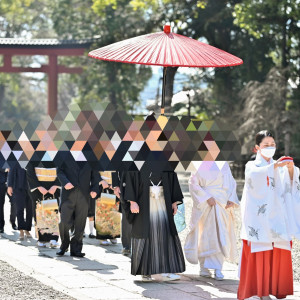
[0,129,299,299]
[184,130,300,300]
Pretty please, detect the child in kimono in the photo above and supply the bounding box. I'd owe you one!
[185,161,239,280]
[238,130,300,300]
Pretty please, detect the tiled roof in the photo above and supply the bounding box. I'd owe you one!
[0,38,97,48]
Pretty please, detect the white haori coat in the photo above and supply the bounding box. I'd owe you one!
[184,162,239,267]
[240,152,300,253]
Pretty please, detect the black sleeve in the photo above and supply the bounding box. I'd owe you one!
[7,165,16,188]
[90,170,100,194]
[26,163,41,190]
[123,171,140,204]
[120,171,138,224]
[0,169,7,184]
[112,171,120,187]
[171,172,184,205]
[57,164,70,187]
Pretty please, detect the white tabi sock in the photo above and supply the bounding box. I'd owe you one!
[89,220,94,235]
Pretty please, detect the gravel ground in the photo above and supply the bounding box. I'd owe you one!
[0,260,75,300]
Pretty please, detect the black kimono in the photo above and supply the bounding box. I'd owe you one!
[112,171,131,249]
[122,170,186,276]
[26,162,61,242]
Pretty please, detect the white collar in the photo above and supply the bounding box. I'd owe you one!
[255,151,274,167]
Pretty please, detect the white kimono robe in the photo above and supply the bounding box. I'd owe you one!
[240,152,300,253]
[184,162,239,270]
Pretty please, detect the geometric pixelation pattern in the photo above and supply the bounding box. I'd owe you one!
[0,102,241,172]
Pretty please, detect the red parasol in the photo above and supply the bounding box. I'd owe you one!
[89,25,243,114]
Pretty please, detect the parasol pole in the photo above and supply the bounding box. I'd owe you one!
[161,66,167,115]
[161,24,171,116]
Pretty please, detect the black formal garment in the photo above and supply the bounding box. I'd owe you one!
[122,171,183,238]
[7,164,33,231]
[123,170,185,275]
[0,169,17,230]
[27,162,61,242]
[0,169,7,230]
[112,171,132,250]
[57,160,100,253]
[87,172,105,219]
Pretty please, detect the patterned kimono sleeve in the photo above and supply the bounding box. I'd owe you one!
[244,162,275,199]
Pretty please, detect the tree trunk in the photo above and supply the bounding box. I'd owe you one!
[282,2,288,68]
[284,131,290,156]
[164,67,178,114]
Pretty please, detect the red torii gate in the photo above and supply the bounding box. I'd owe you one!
[0,38,93,118]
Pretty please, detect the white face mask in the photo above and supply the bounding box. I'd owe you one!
[260,147,276,158]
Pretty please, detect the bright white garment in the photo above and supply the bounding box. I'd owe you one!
[240,152,300,253]
[278,164,300,240]
[184,162,239,267]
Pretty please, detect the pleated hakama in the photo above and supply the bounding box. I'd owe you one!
[237,239,293,300]
[131,185,185,275]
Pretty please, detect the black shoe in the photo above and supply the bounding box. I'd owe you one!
[12,224,18,230]
[56,249,65,256]
[0,229,4,233]
[70,252,85,257]
[122,248,131,257]
[88,234,96,239]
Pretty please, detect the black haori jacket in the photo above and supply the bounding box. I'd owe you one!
[122,171,183,239]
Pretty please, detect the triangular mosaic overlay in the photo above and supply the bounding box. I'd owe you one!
[0,103,241,172]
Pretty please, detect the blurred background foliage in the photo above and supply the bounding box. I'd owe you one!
[0,0,299,159]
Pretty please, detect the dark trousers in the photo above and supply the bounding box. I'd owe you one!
[59,188,88,253]
[0,183,6,229]
[121,205,132,250]
[14,189,33,231]
[9,195,17,227]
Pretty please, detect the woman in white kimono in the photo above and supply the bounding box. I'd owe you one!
[238,130,300,300]
[185,161,239,280]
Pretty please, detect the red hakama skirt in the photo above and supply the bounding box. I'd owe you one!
[237,240,293,300]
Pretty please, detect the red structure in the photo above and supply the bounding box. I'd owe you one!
[0,38,93,117]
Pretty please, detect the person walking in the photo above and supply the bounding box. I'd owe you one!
[0,168,17,232]
[185,161,239,280]
[112,171,132,256]
[123,170,185,282]
[27,162,61,248]
[7,164,33,240]
[56,160,100,257]
[238,130,300,300]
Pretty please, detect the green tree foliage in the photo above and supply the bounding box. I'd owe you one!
[233,0,300,156]
[234,0,300,68]
[49,0,155,110]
